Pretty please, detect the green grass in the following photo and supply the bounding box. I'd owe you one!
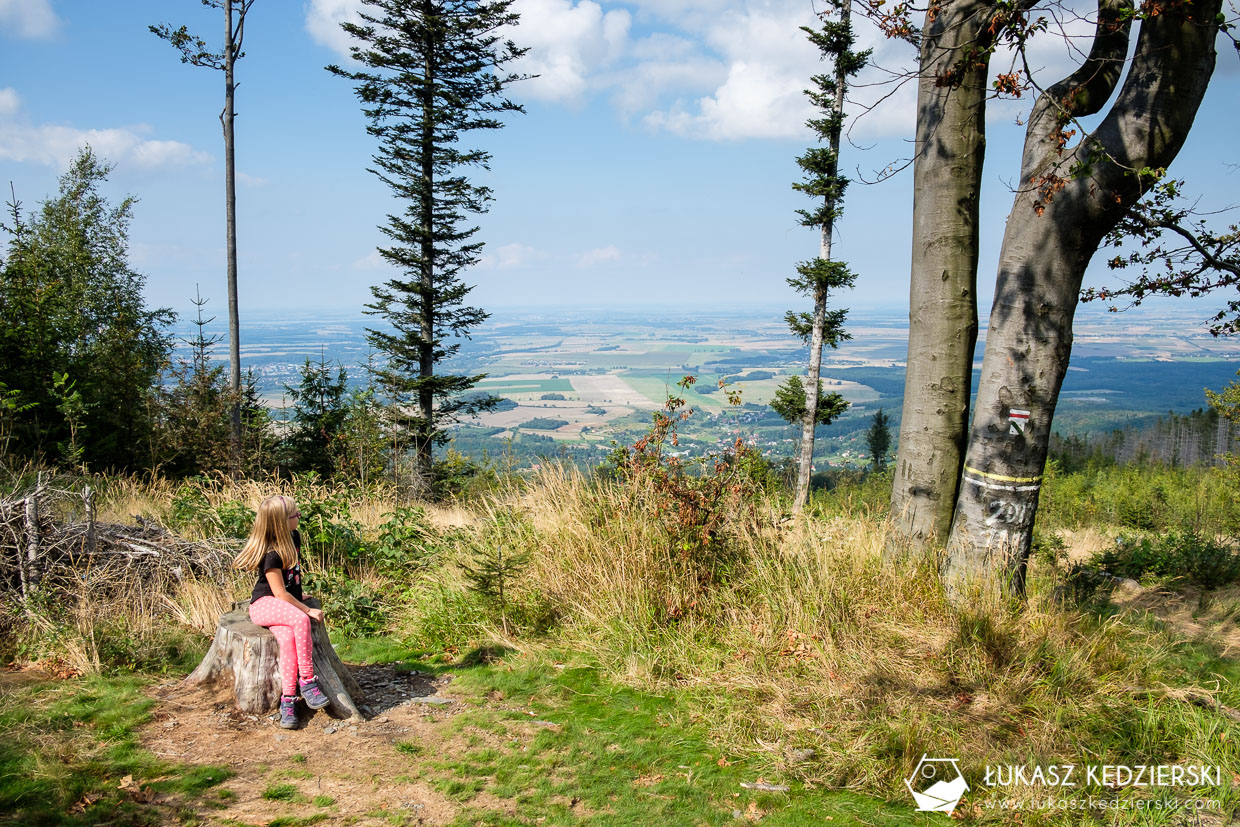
[264,816,328,827]
[369,647,922,826]
[262,783,302,802]
[332,637,431,664]
[395,740,425,757]
[0,673,231,825]
[622,374,727,410]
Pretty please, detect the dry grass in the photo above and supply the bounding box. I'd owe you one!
[446,465,1239,807]
[16,566,220,677]
[96,472,475,537]
[162,573,250,636]
[7,464,1236,820]
[1062,526,1117,564]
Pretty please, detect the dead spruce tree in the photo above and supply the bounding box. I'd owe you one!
[151,0,257,472]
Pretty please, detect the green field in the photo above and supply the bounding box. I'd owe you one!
[622,373,729,410]
[474,378,575,394]
[657,343,737,352]
[491,351,752,370]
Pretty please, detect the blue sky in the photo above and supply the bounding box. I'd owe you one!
[0,0,1237,326]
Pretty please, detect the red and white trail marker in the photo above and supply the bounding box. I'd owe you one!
[1008,409,1030,436]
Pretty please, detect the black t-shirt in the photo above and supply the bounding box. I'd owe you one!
[250,530,303,603]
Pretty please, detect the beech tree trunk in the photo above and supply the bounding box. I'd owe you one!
[887,0,995,554]
[185,598,366,722]
[941,0,1222,599]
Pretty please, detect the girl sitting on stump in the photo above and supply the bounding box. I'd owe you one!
[234,495,330,728]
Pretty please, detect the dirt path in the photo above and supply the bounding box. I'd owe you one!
[141,664,501,825]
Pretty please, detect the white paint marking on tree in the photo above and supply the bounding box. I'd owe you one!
[1008,409,1030,436]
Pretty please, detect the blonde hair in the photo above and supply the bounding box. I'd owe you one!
[233,495,299,571]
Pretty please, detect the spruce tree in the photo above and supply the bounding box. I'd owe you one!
[159,289,231,477]
[0,148,174,470]
[866,408,891,472]
[240,367,274,475]
[329,0,528,494]
[774,3,869,511]
[284,354,349,478]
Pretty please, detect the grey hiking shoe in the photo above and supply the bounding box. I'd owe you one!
[299,678,330,710]
[278,695,299,729]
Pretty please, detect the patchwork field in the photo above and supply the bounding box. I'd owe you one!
[189,304,1240,464]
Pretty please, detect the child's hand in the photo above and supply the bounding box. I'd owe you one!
[307,608,325,624]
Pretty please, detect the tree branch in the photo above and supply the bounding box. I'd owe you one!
[1149,218,1240,279]
[1087,0,1222,188]
[1022,0,1132,179]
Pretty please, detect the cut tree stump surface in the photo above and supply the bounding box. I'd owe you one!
[185,598,366,722]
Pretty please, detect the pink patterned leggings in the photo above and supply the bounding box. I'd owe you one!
[249,596,315,696]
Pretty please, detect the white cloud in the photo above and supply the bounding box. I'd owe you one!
[480,243,544,270]
[0,124,210,170]
[0,87,19,117]
[305,0,634,104]
[353,249,388,270]
[0,0,59,39]
[238,172,269,188]
[509,0,631,103]
[637,2,912,141]
[577,245,620,267]
[606,34,726,116]
[0,89,211,171]
[301,0,921,141]
[646,58,811,140]
[305,0,364,58]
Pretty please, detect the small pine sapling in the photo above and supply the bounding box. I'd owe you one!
[461,544,530,636]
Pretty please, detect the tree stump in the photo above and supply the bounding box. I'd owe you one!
[185,598,366,722]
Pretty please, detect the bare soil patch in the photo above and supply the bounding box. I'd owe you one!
[1109,581,1240,658]
[140,664,478,825]
[1064,529,1240,656]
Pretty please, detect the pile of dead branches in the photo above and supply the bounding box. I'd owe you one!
[1,473,233,613]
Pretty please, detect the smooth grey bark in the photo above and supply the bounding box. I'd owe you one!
[887,0,994,552]
[942,0,1222,598]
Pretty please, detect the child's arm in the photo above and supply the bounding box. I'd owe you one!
[263,569,325,623]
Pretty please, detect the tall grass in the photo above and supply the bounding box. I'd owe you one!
[422,464,1239,813]
[1039,461,1240,535]
[5,461,1237,820]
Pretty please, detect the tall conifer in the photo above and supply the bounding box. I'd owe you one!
[775,3,869,511]
[329,0,527,493]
